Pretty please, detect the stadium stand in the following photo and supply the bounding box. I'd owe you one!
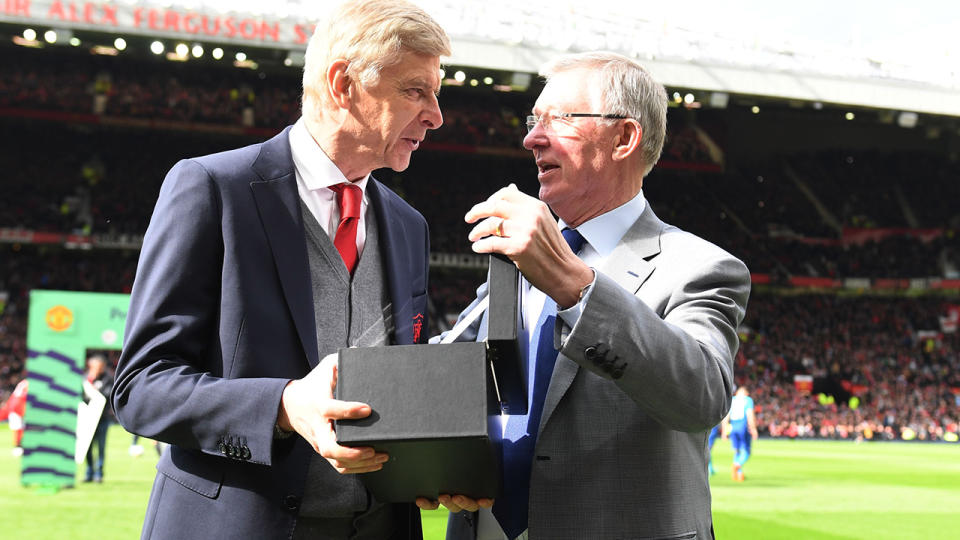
[1,37,958,443]
[740,294,960,442]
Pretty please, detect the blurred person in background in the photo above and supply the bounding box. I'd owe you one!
[111,1,450,538]
[421,51,750,540]
[128,434,165,458]
[0,377,28,457]
[707,423,721,476]
[82,354,113,483]
[722,385,759,482]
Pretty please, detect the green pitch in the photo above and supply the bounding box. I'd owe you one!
[708,438,960,538]
[1,424,957,539]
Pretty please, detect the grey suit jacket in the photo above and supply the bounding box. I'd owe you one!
[446,204,750,540]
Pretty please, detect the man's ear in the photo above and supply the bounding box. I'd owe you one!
[326,59,353,109]
[612,119,642,162]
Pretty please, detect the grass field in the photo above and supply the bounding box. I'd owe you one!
[1,424,958,539]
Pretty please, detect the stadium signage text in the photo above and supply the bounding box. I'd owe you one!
[1,1,317,46]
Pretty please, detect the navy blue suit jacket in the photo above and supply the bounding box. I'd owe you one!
[112,126,429,539]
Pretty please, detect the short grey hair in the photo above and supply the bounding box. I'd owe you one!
[302,0,451,118]
[541,52,668,177]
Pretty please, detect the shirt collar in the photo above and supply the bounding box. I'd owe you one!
[290,117,370,194]
[559,190,646,257]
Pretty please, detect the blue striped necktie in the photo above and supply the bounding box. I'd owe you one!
[493,227,586,539]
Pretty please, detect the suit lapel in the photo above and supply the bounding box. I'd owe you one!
[596,205,662,294]
[367,179,416,345]
[538,205,664,434]
[249,127,320,368]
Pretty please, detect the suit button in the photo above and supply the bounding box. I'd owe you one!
[584,346,598,361]
[241,446,251,460]
[284,495,300,511]
[219,443,228,455]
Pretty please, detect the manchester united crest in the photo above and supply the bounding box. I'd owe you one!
[45,305,74,332]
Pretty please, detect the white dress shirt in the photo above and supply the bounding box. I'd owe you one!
[289,118,370,255]
[524,189,648,338]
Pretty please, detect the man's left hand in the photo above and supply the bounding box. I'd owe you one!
[277,353,387,474]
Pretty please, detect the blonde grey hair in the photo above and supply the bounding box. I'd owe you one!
[541,52,668,177]
[302,0,451,119]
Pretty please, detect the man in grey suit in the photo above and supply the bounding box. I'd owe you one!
[418,52,751,539]
[112,1,450,538]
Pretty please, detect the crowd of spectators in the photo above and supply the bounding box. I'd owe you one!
[4,118,957,282]
[0,245,138,400]
[643,156,960,279]
[739,294,960,442]
[4,247,958,443]
[0,44,298,128]
[2,42,959,443]
[6,44,959,276]
[0,43,719,162]
[0,120,229,235]
[0,298,26,402]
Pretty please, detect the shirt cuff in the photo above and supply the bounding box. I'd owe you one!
[557,269,597,327]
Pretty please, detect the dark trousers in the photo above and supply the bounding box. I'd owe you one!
[85,419,109,480]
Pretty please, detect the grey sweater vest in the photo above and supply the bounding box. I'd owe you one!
[298,199,393,520]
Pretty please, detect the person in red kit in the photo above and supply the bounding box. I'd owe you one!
[0,378,28,457]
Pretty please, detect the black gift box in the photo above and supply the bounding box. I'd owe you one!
[335,255,524,502]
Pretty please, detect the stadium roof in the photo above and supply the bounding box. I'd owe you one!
[438,0,960,117]
[2,0,957,116]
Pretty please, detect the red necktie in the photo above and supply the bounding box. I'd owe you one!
[329,183,362,274]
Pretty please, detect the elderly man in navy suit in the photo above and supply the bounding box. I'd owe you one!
[112,1,450,538]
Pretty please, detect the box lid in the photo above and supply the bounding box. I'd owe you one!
[336,342,492,443]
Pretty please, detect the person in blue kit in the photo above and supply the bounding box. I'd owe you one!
[722,385,759,482]
[707,424,721,476]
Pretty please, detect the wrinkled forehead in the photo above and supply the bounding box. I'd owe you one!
[533,68,602,113]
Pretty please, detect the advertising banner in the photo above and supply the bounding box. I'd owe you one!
[23,290,128,490]
[0,0,314,48]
